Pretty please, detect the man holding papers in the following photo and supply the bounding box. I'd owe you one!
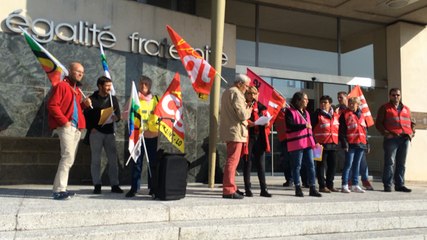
[84,76,123,194]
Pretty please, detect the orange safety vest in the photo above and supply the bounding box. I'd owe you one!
[343,109,367,144]
[313,112,339,144]
[383,103,413,135]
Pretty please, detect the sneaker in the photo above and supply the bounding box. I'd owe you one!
[362,180,374,191]
[342,185,350,193]
[111,185,123,193]
[93,184,102,194]
[384,186,392,192]
[319,187,331,193]
[351,185,366,193]
[395,186,412,192]
[53,191,71,200]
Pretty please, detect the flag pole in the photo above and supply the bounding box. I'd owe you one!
[125,135,141,166]
[216,72,228,84]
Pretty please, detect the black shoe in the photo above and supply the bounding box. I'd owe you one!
[236,189,244,196]
[93,184,101,194]
[125,190,136,198]
[395,186,412,192]
[283,181,293,187]
[245,189,253,197]
[384,186,392,192]
[260,189,272,197]
[295,186,304,197]
[52,191,71,200]
[111,185,123,193]
[309,186,322,197]
[223,192,244,199]
[66,190,76,198]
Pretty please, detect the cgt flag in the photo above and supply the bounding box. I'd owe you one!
[246,68,286,124]
[153,73,185,153]
[166,25,216,100]
[21,28,68,86]
[128,81,142,163]
[348,85,375,127]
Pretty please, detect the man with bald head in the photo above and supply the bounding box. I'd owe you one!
[47,62,92,200]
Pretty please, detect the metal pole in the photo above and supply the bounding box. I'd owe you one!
[208,0,226,188]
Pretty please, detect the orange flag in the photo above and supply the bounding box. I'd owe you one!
[153,73,185,153]
[166,25,216,100]
[348,85,374,127]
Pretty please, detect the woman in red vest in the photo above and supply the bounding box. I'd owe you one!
[285,92,321,197]
[312,95,340,193]
[339,97,368,193]
[241,86,272,197]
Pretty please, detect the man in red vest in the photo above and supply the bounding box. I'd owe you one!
[376,88,415,193]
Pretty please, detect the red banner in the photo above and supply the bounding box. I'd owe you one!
[348,85,374,127]
[153,73,185,153]
[246,68,273,108]
[246,68,286,124]
[166,25,216,100]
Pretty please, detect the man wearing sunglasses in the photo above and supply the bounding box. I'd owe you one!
[376,88,416,193]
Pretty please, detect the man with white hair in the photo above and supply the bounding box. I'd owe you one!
[219,74,253,199]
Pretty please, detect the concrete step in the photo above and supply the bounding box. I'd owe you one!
[7,197,427,231]
[254,228,427,239]
[6,210,427,240]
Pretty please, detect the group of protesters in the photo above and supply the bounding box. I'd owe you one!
[219,73,416,199]
[45,63,415,201]
[47,62,160,200]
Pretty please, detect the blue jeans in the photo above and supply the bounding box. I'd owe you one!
[289,147,316,187]
[130,137,158,192]
[349,153,369,182]
[342,147,364,186]
[382,136,409,188]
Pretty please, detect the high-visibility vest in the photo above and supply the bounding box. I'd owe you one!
[383,103,413,135]
[343,109,367,144]
[286,107,315,152]
[313,112,339,144]
[139,95,159,132]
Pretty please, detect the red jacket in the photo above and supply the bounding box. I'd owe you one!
[47,78,86,129]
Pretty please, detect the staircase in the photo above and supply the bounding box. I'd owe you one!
[1,178,427,239]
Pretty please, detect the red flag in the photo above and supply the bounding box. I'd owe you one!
[153,73,185,153]
[348,85,374,127]
[166,25,216,100]
[246,68,286,124]
[246,68,273,108]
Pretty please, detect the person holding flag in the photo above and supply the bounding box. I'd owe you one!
[84,76,123,195]
[48,62,92,200]
[241,86,272,197]
[126,75,160,198]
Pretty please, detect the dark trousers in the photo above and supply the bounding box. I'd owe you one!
[316,149,337,189]
[130,137,158,192]
[243,136,267,191]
